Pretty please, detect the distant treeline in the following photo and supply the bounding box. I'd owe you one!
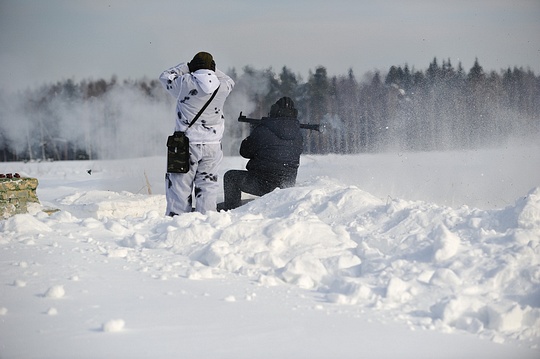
[0,58,538,161]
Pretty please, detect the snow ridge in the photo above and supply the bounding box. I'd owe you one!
[2,177,539,348]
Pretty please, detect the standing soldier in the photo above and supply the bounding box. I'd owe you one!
[159,52,234,215]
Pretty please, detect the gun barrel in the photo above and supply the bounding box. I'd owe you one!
[238,112,322,132]
[299,124,320,131]
[238,115,262,126]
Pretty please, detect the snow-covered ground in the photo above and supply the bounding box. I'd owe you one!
[1,145,539,359]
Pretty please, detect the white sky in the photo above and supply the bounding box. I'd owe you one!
[1,0,539,92]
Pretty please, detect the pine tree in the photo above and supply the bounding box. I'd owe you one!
[278,66,298,99]
[307,66,329,153]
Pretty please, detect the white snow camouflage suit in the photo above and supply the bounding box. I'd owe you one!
[159,62,234,215]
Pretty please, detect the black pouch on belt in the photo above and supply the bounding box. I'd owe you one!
[166,131,189,173]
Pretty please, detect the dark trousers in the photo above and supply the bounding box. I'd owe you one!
[221,170,277,210]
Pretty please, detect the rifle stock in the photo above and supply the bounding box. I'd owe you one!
[238,112,323,132]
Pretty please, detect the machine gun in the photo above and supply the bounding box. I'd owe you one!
[238,112,324,132]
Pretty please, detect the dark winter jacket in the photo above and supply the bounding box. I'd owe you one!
[240,117,303,187]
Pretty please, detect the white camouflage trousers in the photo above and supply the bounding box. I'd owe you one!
[165,143,222,215]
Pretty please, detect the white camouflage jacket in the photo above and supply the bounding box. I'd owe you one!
[159,62,235,144]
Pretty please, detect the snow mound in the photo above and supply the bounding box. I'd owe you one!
[57,190,165,219]
[102,319,125,332]
[1,213,52,235]
[515,187,540,229]
[44,285,65,299]
[94,178,538,344]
